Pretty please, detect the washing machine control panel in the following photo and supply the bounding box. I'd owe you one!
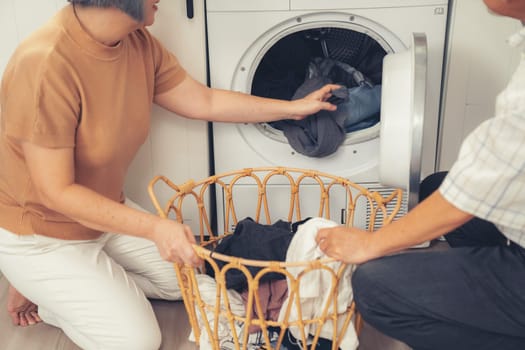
[207,0,289,12]
[207,0,448,12]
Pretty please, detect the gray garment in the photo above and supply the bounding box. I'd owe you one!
[272,58,380,158]
[273,109,346,158]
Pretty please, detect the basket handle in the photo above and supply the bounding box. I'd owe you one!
[147,175,180,218]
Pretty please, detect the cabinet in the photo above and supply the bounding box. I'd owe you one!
[438,0,521,170]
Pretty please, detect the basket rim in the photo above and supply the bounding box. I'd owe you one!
[191,243,341,268]
[149,166,403,270]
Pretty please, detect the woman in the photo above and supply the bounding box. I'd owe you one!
[0,0,340,349]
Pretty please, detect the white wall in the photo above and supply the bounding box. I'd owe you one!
[124,1,209,221]
[438,0,522,170]
[0,0,67,74]
[0,1,209,226]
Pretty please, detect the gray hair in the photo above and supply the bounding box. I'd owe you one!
[67,0,144,21]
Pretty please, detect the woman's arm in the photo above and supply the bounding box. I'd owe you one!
[21,141,201,266]
[154,74,339,123]
[316,190,474,264]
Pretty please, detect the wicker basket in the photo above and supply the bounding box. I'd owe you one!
[148,167,402,350]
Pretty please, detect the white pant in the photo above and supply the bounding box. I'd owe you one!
[0,199,182,350]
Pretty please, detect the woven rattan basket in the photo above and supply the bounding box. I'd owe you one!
[148,167,402,350]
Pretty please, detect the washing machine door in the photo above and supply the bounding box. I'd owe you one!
[379,33,427,209]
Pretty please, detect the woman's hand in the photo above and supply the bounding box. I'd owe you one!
[288,83,341,120]
[316,226,375,264]
[151,219,202,267]
[7,285,42,327]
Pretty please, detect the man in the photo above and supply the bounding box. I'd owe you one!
[0,1,339,349]
[317,1,525,349]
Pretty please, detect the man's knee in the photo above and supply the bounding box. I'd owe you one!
[352,258,400,319]
[352,260,382,306]
[419,171,448,201]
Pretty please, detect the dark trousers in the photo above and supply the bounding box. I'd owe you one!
[353,172,525,350]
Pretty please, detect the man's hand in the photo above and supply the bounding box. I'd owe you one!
[316,226,375,264]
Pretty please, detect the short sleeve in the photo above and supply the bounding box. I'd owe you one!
[439,79,525,229]
[149,33,187,95]
[2,50,80,148]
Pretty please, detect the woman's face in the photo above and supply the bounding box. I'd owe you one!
[483,0,525,20]
[142,0,160,26]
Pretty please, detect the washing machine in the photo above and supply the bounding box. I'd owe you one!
[207,0,449,232]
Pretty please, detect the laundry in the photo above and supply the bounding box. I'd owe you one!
[281,330,342,350]
[205,217,310,292]
[278,217,358,350]
[251,29,386,101]
[339,85,381,133]
[200,216,355,349]
[189,274,246,350]
[271,57,381,157]
[240,279,288,334]
[189,275,292,350]
[345,114,381,133]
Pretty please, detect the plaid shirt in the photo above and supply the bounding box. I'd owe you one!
[440,28,525,248]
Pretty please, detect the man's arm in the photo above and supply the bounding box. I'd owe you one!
[316,190,474,264]
[153,74,339,123]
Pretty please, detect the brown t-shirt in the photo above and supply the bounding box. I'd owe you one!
[0,5,186,238]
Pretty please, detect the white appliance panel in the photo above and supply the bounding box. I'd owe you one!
[207,0,289,12]
[380,33,427,208]
[207,0,446,11]
[209,6,447,178]
[207,1,448,236]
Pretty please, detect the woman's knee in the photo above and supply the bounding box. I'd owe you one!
[103,318,162,350]
[58,302,163,350]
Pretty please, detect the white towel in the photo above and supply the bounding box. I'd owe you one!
[278,217,359,350]
[189,274,246,350]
